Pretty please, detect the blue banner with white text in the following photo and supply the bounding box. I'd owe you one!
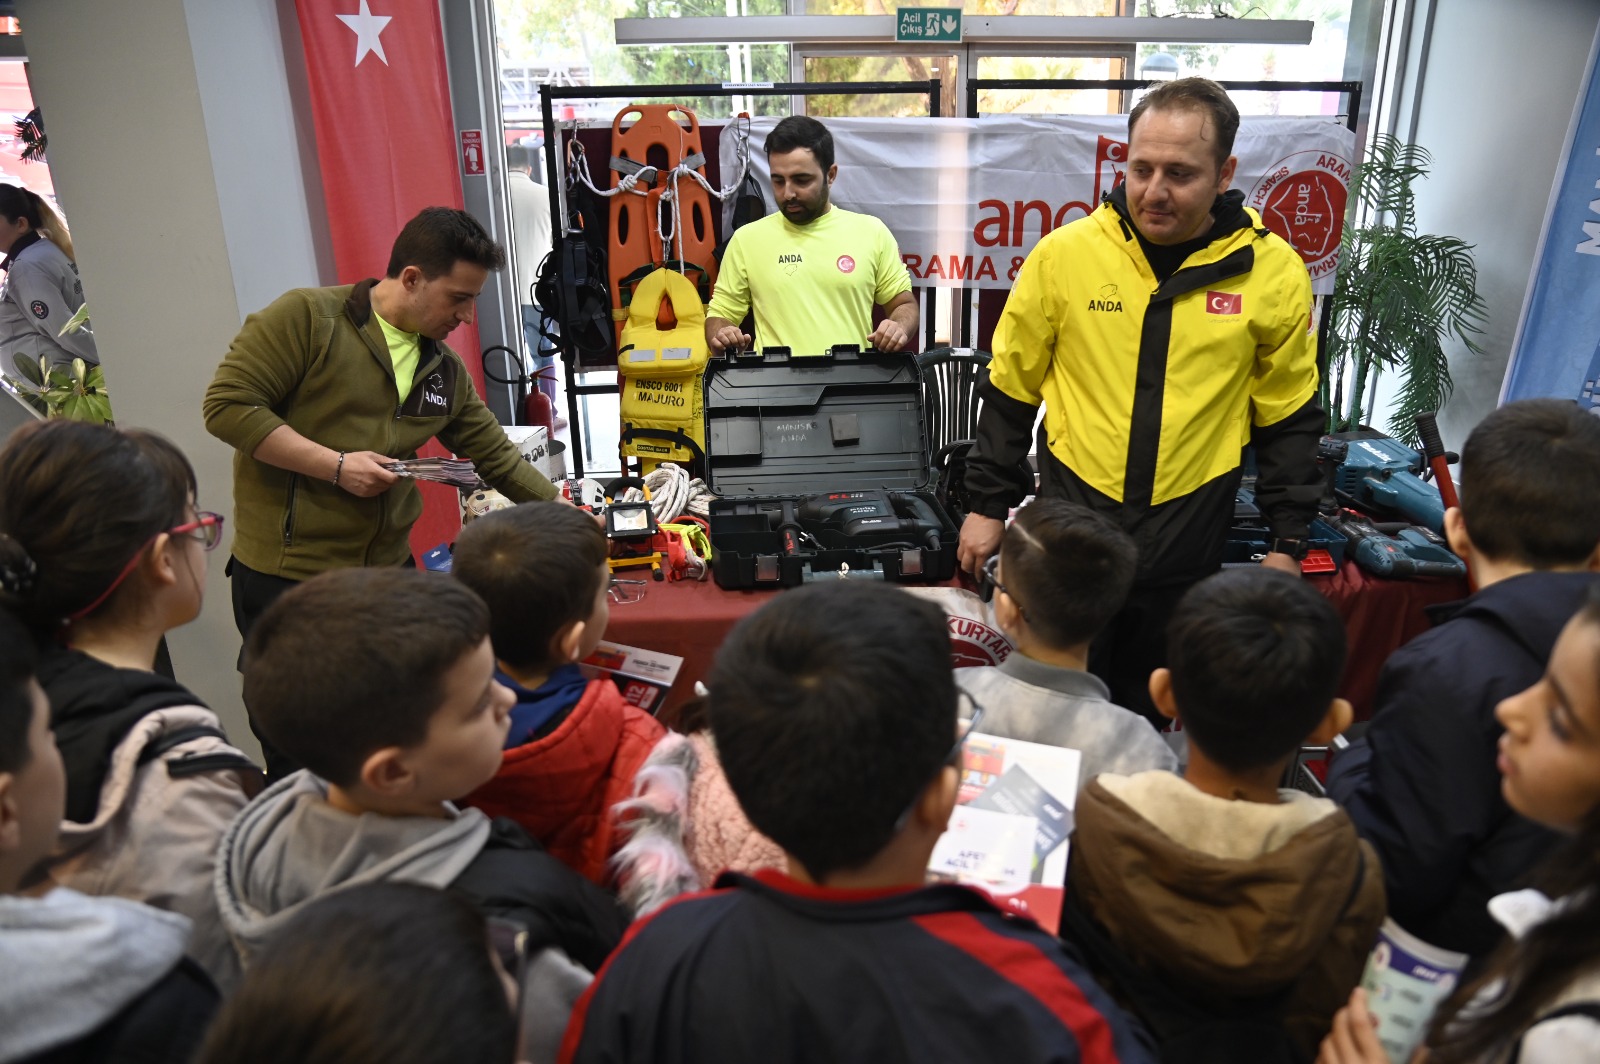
[1503,26,1600,407]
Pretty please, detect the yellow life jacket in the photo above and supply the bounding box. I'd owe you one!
[617,268,711,473]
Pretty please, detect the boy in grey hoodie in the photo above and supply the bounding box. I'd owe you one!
[214,568,627,1059]
[0,610,216,1064]
[958,498,1176,788]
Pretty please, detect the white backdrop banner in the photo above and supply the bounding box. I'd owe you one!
[720,115,1355,294]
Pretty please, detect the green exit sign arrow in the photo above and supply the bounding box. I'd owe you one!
[895,7,962,43]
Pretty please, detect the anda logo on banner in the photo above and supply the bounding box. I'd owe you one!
[1247,150,1351,284]
[724,115,1357,295]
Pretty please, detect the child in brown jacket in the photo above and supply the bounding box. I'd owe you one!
[1066,568,1384,1060]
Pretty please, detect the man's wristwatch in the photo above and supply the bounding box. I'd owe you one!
[1268,537,1310,561]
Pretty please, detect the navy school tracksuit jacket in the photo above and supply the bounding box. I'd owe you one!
[559,869,1153,1064]
[1326,571,1594,959]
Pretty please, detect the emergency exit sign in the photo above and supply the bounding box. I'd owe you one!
[895,7,962,43]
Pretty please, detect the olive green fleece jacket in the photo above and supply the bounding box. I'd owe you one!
[203,279,556,580]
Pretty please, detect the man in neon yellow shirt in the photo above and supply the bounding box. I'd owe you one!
[706,116,918,356]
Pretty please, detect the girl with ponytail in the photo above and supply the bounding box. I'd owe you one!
[0,183,98,371]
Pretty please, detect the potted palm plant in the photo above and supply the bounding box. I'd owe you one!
[1322,135,1486,445]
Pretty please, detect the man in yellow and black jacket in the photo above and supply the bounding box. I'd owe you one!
[958,79,1323,725]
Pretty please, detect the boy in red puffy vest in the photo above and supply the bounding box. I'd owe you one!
[453,503,671,897]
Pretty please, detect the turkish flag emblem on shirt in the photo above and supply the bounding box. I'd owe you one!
[1206,291,1243,315]
[296,0,482,558]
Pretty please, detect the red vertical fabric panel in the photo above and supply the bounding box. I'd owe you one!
[296,0,486,559]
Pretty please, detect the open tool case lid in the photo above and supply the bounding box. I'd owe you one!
[702,346,934,496]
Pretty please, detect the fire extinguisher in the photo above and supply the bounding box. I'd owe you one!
[482,345,558,432]
[525,369,558,433]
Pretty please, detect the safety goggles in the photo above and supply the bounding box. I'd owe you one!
[608,576,647,604]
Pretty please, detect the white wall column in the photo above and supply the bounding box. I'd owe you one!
[16,0,325,754]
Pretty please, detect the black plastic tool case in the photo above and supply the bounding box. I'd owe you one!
[704,347,959,589]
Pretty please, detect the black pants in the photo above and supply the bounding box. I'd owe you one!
[1087,580,1199,730]
[1034,434,1212,729]
[229,554,418,783]
[227,557,304,783]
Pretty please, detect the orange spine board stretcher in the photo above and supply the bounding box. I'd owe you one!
[607,105,720,348]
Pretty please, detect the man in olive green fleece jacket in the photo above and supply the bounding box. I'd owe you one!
[204,208,557,776]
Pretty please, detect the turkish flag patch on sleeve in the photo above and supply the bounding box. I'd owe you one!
[1206,291,1242,315]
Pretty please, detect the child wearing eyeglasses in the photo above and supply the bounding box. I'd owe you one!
[960,498,1176,790]
[0,420,261,991]
[560,582,1152,1064]
[450,502,691,913]
[1064,567,1382,1060]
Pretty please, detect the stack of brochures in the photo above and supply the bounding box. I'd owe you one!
[383,457,481,490]
[928,731,1081,934]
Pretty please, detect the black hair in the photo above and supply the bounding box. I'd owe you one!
[764,115,834,172]
[706,583,956,880]
[0,421,197,636]
[194,882,517,1064]
[506,146,533,172]
[1165,568,1347,773]
[1128,77,1240,170]
[0,608,39,774]
[1430,585,1600,1060]
[1459,399,1600,568]
[1001,499,1137,647]
[385,206,506,280]
[242,568,491,787]
[452,502,609,673]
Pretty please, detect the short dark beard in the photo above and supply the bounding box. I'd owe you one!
[782,192,830,226]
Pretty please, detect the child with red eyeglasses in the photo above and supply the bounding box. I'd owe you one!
[0,420,262,993]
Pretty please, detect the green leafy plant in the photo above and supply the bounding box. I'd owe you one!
[5,353,113,423]
[1323,135,1487,445]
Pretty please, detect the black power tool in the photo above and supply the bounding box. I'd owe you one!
[797,490,943,547]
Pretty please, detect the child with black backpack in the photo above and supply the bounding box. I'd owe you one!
[0,421,261,990]
[1064,568,1384,1063]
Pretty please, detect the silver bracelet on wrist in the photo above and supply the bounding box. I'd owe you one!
[333,450,346,486]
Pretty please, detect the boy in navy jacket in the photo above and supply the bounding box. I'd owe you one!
[1327,399,1600,959]
[559,583,1151,1064]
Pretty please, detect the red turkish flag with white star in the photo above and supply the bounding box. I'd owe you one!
[297,0,485,559]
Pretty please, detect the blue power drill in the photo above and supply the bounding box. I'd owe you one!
[1317,437,1465,579]
[1327,431,1446,535]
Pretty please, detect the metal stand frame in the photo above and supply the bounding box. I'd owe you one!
[538,80,942,478]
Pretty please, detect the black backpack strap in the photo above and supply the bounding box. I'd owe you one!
[1508,1002,1600,1064]
[137,724,229,765]
[136,723,264,783]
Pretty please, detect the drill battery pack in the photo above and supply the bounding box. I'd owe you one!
[702,346,959,589]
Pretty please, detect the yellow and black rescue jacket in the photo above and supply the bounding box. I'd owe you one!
[969,188,1323,584]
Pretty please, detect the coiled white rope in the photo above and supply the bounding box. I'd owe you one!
[617,462,714,524]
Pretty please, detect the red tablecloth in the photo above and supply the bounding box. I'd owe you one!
[605,561,1469,723]
[1307,560,1468,721]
